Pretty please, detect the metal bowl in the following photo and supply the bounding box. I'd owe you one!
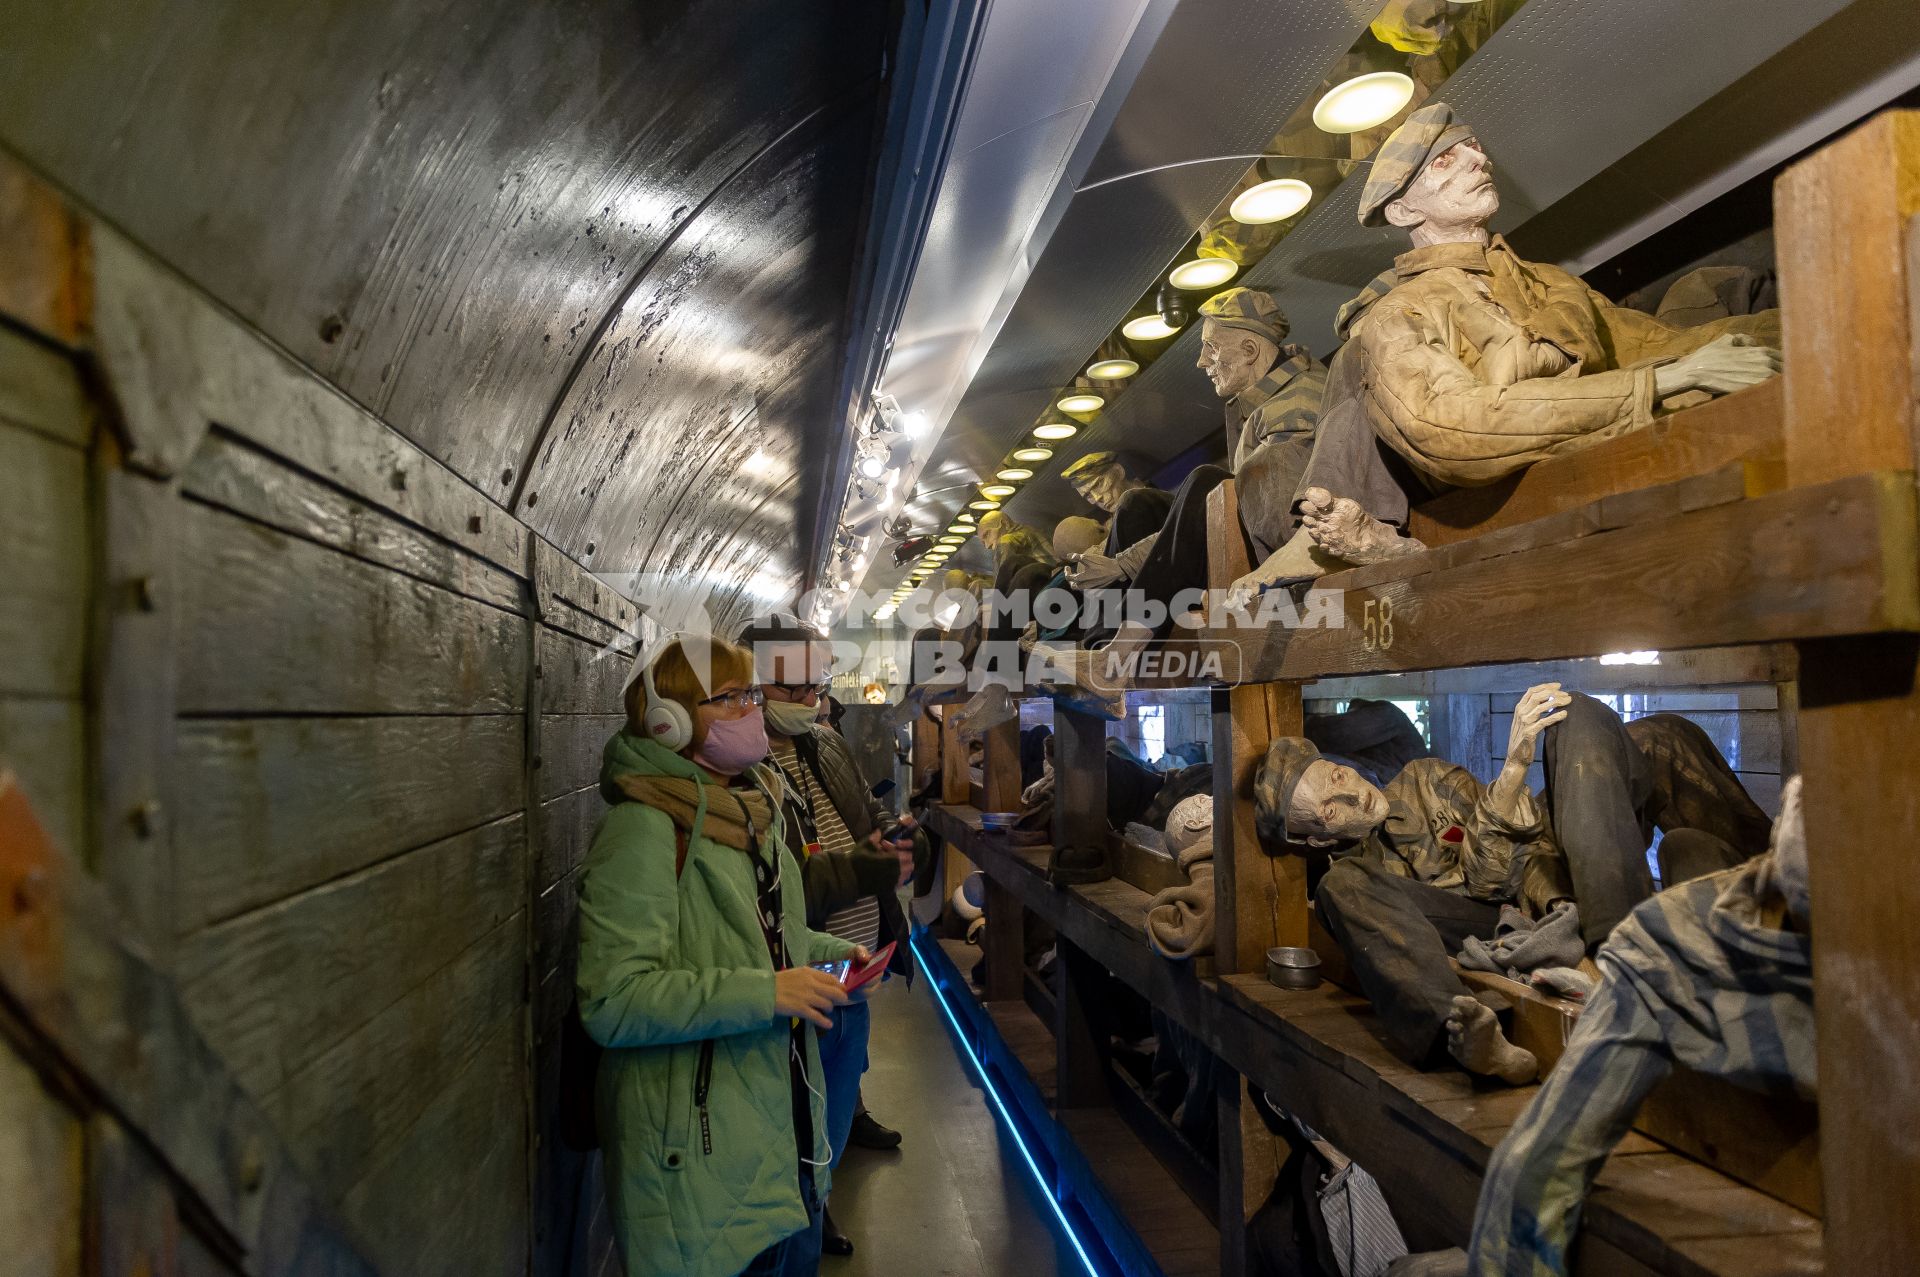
[1265,946,1323,991]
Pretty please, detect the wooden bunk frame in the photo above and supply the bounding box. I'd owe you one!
[916,111,1920,1276]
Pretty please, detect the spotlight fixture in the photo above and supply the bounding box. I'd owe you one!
[1168,257,1237,290]
[901,410,931,438]
[1032,422,1078,441]
[1230,177,1314,224]
[995,467,1033,482]
[1312,70,1415,134]
[1011,446,1053,464]
[857,452,887,480]
[1086,357,1138,380]
[1056,391,1104,414]
[1122,313,1178,341]
[980,483,1016,499]
[968,499,1001,511]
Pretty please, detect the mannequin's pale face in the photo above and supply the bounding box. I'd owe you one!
[1385,138,1499,247]
[1069,463,1133,513]
[1288,758,1388,846]
[1197,320,1278,400]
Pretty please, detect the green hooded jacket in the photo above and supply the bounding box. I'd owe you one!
[578,729,854,1276]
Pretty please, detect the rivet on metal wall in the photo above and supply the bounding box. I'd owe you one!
[469,514,483,533]
[134,577,160,612]
[132,800,163,838]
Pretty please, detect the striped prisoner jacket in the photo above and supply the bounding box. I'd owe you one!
[1467,853,1814,1275]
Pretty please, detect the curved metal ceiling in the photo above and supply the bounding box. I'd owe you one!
[0,0,889,630]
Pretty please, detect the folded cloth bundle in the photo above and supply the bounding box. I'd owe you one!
[1528,966,1595,1001]
[1147,796,1216,959]
[1457,901,1583,979]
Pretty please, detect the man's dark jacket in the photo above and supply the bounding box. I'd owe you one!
[778,725,915,982]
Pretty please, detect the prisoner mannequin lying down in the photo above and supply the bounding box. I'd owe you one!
[1237,100,1783,597]
[1253,686,1770,1084]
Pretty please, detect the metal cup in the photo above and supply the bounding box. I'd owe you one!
[1265,945,1322,991]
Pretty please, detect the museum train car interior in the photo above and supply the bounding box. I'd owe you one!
[4,2,1920,1275]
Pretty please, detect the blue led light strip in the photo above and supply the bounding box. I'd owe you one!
[909,932,1103,1277]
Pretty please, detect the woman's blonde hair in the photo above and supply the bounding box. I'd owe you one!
[625,634,756,743]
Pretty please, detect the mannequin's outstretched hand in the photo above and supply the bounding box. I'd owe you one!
[1654,333,1781,398]
[1505,683,1571,771]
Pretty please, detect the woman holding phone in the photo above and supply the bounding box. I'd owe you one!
[578,634,865,1276]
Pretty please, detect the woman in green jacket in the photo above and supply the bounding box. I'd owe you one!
[578,634,861,1276]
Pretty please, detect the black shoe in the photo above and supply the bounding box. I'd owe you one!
[822,1209,854,1257]
[847,1110,903,1150]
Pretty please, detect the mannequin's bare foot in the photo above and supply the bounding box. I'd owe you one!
[1298,486,1427,566]
[1225,531,1341,608]
[1445,995,1537,1084]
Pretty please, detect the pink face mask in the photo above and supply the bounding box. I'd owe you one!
[692,706,770,776]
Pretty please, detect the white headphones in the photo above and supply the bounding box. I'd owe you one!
[636,633,697,751]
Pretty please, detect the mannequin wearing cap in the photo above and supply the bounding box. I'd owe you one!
[1241,101,1783,594]
[1058,452,1170,592]
[1042,288,1329,707]
[1254,684,1768,1084]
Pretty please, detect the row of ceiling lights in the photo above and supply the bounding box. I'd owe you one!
[869,61,1423,623]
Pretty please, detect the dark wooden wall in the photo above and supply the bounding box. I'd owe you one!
[0,168,637,1275]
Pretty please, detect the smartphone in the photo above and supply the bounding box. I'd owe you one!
[812,959,852,982]
[841,941,897,995]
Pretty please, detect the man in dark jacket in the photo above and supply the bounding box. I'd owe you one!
[738,616,917,1260]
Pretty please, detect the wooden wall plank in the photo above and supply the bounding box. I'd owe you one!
[264,914,524,1196]
[183,431,525,613]
[339,1018,529,1277]
[538,715,624,802]
[0,1033,84,1277]
[540,626,634,717]
[537,785,606,896]
[176,814,523,1098]
[173,714,526,932]
[0,161,89,346]
[89,230,526,572]
[0,423,87,700]
[535,869,584,996]
[531,536,642,647]
[0,697,85,862]
[175,500,527,715]
[1213,682,1305,969]
[0,323,89,446]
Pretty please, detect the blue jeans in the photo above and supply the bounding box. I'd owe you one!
[817,997,872,1167]
[736,1164,822,1277]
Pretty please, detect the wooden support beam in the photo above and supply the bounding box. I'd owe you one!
[911,708,939,797]
[1775,107,1920,1275]
[1051,702,1108,856]
[1053,940,1108,1112]
[981,718,1024,1003]
[1216,1071,1280,1277]
[1212,683,1306,972]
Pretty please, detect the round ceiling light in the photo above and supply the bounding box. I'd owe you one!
[938,534,966,545]
[947,522,972,534]
[1086,357,1138,380]
[995,467,1033,482]
[1312,71,1415,134]
[1011,446,1053,464]
[1230,178,1314,225]
[1167,258,1238,290]
[1033,422,1079,441]
[1056,392,1105,414]
[968,499,1001,511]
[980,483,1016,498]
[1122,314,1180,341]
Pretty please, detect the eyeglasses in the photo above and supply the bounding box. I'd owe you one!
[698,687,766,711]
[764,679,831,703]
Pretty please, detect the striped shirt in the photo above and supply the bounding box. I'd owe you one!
[1468,853,1814,1275]
[767,735,881,951]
